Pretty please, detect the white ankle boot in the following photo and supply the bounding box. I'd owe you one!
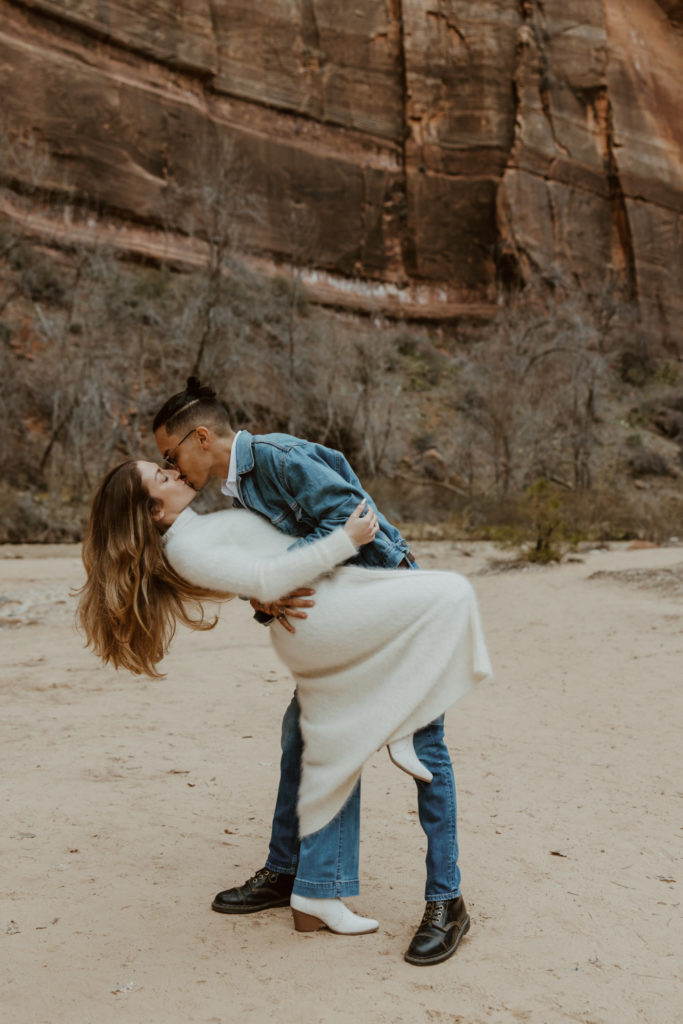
[387,735,433,783]
[290,894,379,935]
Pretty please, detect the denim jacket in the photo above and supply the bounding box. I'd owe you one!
[232,430,412,570]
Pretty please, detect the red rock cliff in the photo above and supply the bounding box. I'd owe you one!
[1,0,681,336]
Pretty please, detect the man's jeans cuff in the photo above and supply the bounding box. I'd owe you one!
[425,889,461,902]
[265,859,297,876]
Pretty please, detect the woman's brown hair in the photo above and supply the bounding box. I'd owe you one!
[77,461,231,677]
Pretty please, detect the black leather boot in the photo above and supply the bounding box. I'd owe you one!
[404,896,471,965]
[211,867,295,914]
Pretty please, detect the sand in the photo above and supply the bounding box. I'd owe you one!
[1,540,681,1024]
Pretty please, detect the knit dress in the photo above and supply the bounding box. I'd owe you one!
[164,506,492,836]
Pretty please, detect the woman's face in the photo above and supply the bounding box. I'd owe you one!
[136,460,196,527]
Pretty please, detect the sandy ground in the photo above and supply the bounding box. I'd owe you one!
[1,539,682,1024]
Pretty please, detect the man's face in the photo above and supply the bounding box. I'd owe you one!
[154,424,212,491]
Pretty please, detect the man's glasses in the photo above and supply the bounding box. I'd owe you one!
[163,427,196,468]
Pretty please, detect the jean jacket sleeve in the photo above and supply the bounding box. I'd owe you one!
[280,446,372,548]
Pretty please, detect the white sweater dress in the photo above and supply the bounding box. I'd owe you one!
[164,507,492,836]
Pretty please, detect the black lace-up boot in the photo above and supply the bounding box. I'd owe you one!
[211,867,295,914]
[404,896,471,965]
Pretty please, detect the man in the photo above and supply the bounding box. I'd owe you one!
[153,377,471,966]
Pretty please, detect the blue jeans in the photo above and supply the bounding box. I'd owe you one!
[265,694,461,901]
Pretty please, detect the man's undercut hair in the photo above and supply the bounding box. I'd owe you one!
[153,377,233,437]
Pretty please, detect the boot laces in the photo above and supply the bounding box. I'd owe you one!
[422,901,446,925]
[246,867,277,888]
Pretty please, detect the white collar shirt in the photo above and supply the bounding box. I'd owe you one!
[220,430,242,498]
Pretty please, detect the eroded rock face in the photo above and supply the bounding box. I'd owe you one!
[656,1,683,26]
[1,0,681,339]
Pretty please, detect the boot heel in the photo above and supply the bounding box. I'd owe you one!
[291,908,324,932]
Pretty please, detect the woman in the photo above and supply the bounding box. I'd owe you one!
[79,460,491,936]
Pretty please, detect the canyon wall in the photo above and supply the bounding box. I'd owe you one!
[1,0,681,336]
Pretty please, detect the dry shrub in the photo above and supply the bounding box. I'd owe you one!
[626,448,674,478]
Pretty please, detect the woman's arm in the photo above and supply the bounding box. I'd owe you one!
[166,516,363,604]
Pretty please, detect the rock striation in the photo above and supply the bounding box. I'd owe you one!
[1,0,681,337]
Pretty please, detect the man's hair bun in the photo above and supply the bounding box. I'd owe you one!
[186,377,217,401]
[153,376,228,433]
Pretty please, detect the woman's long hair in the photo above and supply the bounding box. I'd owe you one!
[77,461,231,677]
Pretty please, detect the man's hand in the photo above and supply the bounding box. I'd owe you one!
[249,587,316,634]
